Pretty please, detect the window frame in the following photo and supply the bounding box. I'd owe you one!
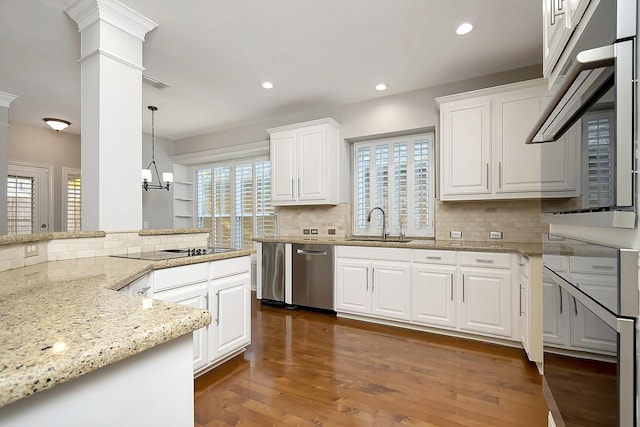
[62,167,81,232]
[352,132,435,238]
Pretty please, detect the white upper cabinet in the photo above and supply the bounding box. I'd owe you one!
[268,118,341,206]
[438,79,579,201]
[543,0,573,79]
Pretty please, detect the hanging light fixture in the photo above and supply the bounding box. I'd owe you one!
[142,105,173,191]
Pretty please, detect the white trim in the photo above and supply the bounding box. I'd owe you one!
[435,78,547,105]
[266,117,342,133]
[170,140,269,165]
[65,0,158,40]
[78,48,145,71]
[0,91,19,108]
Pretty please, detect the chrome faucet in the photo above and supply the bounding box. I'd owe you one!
[367,207,388,240]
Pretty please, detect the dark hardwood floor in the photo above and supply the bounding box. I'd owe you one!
[194,295,548,426]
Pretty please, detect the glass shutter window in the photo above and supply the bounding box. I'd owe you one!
[7,175,35,235]
[196,159,276,249]
[65,173,81,232]
[353,132,435,238]
[255,161,276,238]
[196,168,212,229]
[584,112,614,208]
[212,166,232,247]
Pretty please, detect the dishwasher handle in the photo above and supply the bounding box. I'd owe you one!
[296,249,328,256]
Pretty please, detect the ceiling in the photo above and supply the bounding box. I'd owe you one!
[0,0,542,141]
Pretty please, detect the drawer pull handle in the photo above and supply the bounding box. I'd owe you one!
[476,259,494,264]
[137,286,150,296]
[592,265,614,270]
[426,256,442,260]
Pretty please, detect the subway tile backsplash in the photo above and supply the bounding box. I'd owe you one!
[277,199,546,243]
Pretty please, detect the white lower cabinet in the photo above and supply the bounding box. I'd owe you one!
[335,247,411,322]
[412,264,456,328]
[148,256,252,375]
[459,267,512,337]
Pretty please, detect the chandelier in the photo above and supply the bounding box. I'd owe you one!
[142,105,173,191]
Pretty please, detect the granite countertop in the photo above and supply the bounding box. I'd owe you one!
[254,237,542,256]
[0,249,252,408]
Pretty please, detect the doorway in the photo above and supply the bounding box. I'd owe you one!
[7,163,52,235]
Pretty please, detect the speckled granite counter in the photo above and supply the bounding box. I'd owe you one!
[0,250,252,408]
[254,237,542,256]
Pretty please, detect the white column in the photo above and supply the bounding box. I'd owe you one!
[65,0,157,231]
[0,91,19,236]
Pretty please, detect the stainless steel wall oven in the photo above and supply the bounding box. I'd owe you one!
[542,234,638,426]
[529,0,637,228]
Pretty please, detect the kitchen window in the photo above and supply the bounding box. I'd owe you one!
[63,168,81,232]
[196,159,276,249]
[353,132,435,237]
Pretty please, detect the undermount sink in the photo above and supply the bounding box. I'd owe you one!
[347,238,412,243]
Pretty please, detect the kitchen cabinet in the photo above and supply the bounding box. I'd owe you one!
[335,246,411,321]
[411,250,457,328]
[457,252,513,338]
[267,118,341,206]
[148,256,251,375]
[519,255,543,365]
[437,79,579,201]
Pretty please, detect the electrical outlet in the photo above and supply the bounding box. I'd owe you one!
[24,244,39,257]
[310,228,318,235]
[328,228,336,235]
[489,231,503,239]
[450,230,462,239]
[303,229,311,235]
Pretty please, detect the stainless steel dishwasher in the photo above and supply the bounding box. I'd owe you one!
[292,243,335,311]
[261,242,285,306]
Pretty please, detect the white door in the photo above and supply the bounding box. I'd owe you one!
[459,268,512,337]
[269,130,297,203]
[411,265,456,328]
[335,259,370,315]
[7,163,51,234]
[370,261,411,321]
[297,125,327,202]
[210,274,251,362]
[439,96,492,199]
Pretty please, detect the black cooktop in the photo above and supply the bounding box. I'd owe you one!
[111,247,237,261]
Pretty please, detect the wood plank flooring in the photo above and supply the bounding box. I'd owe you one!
[194,296,548,426]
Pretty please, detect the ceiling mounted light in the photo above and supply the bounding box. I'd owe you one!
[261,81,274,89]
[455,22,474,35]
[43,118,70,132]
[142,106,173,191]
[375,83,388,91]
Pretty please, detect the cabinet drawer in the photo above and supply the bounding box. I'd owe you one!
[336,245,410,261]
[570,256,616,275]
[153,262,209,292]
[411,249,456,265]
[210,256,250,280]
[458,251,511,269]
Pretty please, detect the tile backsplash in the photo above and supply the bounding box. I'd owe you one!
[276,199,547,243]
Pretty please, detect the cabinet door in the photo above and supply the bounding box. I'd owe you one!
[297,125,327,202]
[335,259,371,315]
[209,274,251,362]
[540,122,580,195]
[270,130,297,203]
[411,265,456,328]
[154,284,209,372]
[370,261,411,321]
[459,268,512,337]
[543,0,573,78]
[569,273,617,354]
[440,96,492,199]
[542,279,569,347]
[493,85,547,195]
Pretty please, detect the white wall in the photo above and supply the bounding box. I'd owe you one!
[7,122,81,232]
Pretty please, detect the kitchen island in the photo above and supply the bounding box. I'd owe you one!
[0,249,251,426]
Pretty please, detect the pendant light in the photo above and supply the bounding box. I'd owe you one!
[142,105,173,191]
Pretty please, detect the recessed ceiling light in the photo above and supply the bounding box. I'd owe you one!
[375,83,388,91]
[455,22,474,35]
[261,81,274,89]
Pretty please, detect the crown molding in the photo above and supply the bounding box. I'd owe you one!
[65,0,158,41]
[0,91,19,108]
